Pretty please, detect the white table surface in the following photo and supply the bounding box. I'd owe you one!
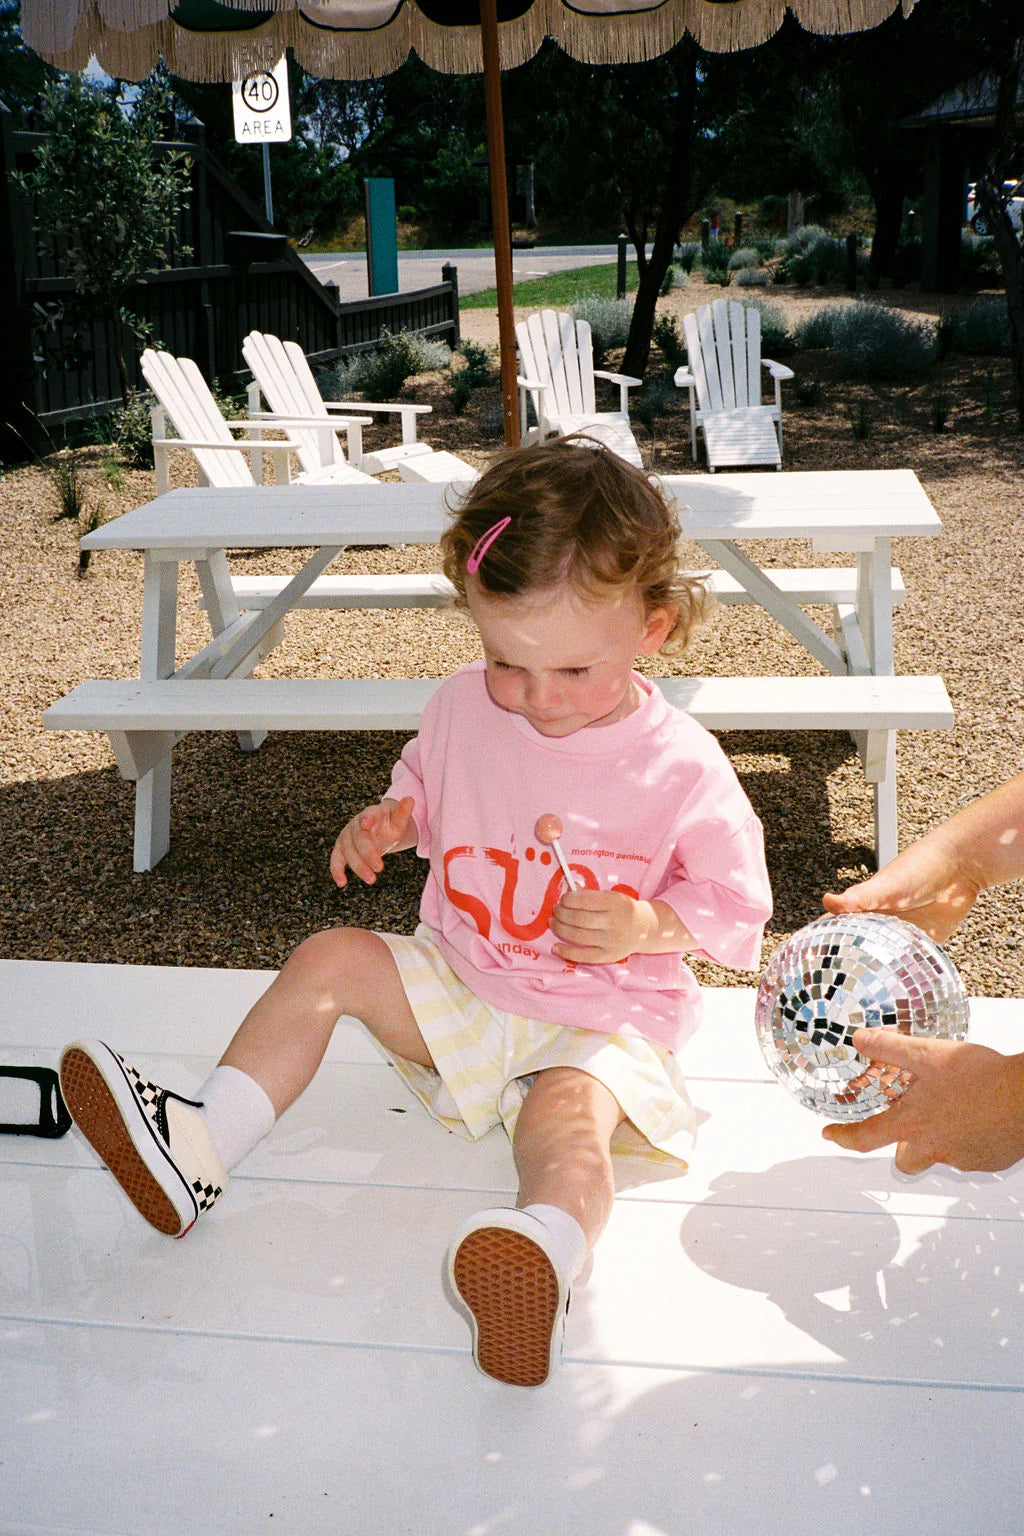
[2,958,1020,1536]
[80,469,943,551]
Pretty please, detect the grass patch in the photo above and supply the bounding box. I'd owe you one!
[461,261,639,310]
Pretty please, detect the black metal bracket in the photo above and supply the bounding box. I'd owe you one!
[0,1066,73,1138]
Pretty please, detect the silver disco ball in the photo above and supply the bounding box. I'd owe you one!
[755,913,970,1121]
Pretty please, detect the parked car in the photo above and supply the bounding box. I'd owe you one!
[965,178,1024,234]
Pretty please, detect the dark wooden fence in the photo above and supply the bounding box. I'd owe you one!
[0,107,460,448]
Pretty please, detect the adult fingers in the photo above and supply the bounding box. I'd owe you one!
[893,1139,936,1176]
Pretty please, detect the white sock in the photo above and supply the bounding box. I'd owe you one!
[521,1203,589,1283]
[196,1064,276,1173]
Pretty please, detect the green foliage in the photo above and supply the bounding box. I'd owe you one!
[699,241,731,280]
[107,387,156,468]
[569,296,634,364]
[733,267,771,288]
[325,330,452,400]
[742,298,793,358]
[675,242,701,272]
[778,226,846,287]
[794,301,936,381]
[652,312,686,367]
[450,340,493,414]
[461,261,638,312]
[727,246,761,271]
[939,296,1012,358]
[14,73,193,401]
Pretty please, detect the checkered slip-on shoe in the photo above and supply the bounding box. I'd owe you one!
[59,1040,228,1238]
[447,1208,570,1388]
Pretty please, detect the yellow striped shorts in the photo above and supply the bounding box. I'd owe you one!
[377,925,695,1167]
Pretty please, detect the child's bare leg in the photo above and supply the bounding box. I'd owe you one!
[220,926,431,1115]
[448,1066,624,1386]
[58,926,430,1239]
[511,1065,624,1252]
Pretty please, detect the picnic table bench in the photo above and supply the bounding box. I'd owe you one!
[42,472,952,871]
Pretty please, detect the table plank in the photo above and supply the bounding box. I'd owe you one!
[80,470,943,551]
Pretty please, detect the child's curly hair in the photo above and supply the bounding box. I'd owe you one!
[440,435,711,654]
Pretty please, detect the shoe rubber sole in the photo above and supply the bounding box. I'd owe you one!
[451,1224,563,1388]
[60,1044,194,1237]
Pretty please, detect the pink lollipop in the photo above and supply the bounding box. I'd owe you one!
[534,814,578,892]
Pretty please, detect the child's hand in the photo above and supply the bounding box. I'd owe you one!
[331,796,417,888]
[550,889,659,964]
[551,890,696,963]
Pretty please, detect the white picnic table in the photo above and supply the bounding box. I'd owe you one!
[3,955,1022,1535]
[43,470,953,870]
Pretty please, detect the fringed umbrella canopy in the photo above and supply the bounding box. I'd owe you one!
[19,0,920,443]
[22,0,918,80]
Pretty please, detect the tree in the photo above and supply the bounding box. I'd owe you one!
[16,72,193,403]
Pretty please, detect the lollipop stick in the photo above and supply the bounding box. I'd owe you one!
[534,814,579,892]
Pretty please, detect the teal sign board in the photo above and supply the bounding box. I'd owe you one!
[364,178,399,296]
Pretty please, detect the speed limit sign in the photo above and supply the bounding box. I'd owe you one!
[232,56,292,144]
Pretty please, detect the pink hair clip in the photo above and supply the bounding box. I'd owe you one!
[466,516,511,574]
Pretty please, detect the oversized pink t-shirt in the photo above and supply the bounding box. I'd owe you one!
[388,662,772,1055]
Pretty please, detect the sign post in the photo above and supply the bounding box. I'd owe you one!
[232,58,292,225]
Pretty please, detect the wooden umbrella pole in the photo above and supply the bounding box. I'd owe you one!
[479,0,520,447]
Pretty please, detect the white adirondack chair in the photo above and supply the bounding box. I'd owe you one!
[244,330,448,479]
[141,349,377,494]
[515,309,644,468]
[674,299,795,471]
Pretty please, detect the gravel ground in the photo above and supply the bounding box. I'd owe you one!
[3,277,1023,997]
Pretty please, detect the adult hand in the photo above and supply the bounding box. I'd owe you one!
[822,831,980,943]
[330,796,416,888]
[822,1027,1024,1174]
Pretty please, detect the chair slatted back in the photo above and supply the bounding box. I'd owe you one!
[682,300,764,415]
[516,309,597,424]
[141,349,255,488]
[242,331,342,477]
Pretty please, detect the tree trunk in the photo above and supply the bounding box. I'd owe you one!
[622,44,699,381]
[868,167,906,278]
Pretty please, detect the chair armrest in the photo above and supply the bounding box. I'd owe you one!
[157,434,301,451]
[245,413,374,431]
[762,359,795,381]
[517,374,547,392]
[321,399,430,445]
[321,401,431,415]
[673,367,695,389]
[594,370,642,389]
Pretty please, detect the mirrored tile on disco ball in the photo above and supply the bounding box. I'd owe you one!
[755,913,969,1121]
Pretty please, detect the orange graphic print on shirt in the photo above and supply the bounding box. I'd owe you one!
[442,842,640,947]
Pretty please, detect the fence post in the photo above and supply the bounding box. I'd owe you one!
[733,211,743,247]
[442,261,460,346]
[0,105,40,455]
[700,218,710,247]
[845,232,858,291]
[616,234,627,299]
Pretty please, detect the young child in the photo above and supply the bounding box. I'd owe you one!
[59,437,773,1388]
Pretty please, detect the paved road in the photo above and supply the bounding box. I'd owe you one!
[302,243,636,302]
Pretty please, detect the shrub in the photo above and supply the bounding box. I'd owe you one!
[733,267,771,288]
[939,295,1011,357]
[700,241,731,281]
[652,312,685,366]
[728,246,761,272]
[324,330,452,398]
[794,301,936,381]
[569,296,633,363]
[450,339,493,413]
[675,242,700,273]
[630,381,673,431]
[742,297,793,357]
[107,387,156,468]
[780,225,846,287]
